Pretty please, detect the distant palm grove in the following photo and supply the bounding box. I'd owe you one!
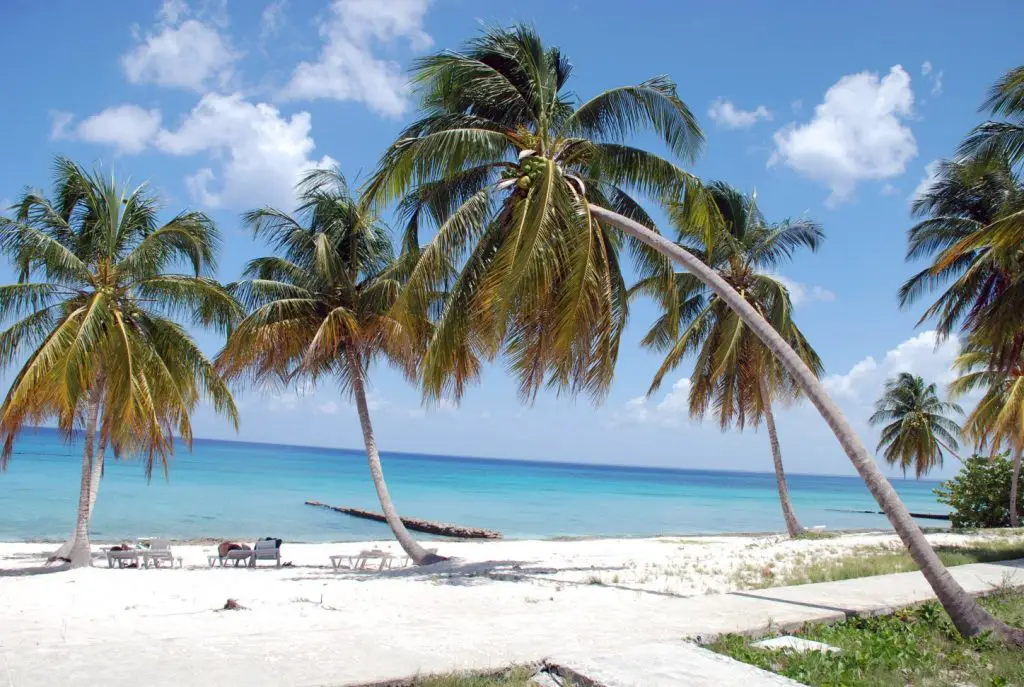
[1,28,1022,643]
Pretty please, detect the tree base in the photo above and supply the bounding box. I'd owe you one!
[418,553,449,566]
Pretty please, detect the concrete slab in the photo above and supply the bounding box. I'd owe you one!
[752,636,839,653]
[548,643,803,686]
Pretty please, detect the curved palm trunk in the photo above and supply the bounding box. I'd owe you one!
[591,204,1023,642]
[1011,449,1021,528]
[67,392,101,569]
[49,427,108,562]
[761,385,804,537]
[345,347,443,566]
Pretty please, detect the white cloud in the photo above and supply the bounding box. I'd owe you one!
[770,65,917,205]
[909,159,940,204]
[708,98,772,129]
[154,93,335,208]
[615,378,694,427]
[921,61,932,76]
[881,182,899,196]
[790,99,803,113]
[930,71,944,96]
[775,276,836,305]
[279,0,432,117]
[74,105,163,154]
[121,1,238,92]
[50,111,74,140]
[317,400,340,415]
[260,0,288,41]
[823,331,960,403]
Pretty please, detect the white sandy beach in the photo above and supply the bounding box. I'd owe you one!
[1,530,1022,687]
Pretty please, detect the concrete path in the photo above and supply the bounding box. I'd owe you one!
[1,558,1021,686]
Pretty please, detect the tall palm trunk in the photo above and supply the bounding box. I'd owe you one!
[761,381,804,537]
[1011,449,1021,528]
[67,391,101,569]
[49,417,108,562]
[345,346,442,565]
[591,204,1024,642]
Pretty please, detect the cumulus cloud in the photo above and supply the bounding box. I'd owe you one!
[75,106,163,154]
[822,331,960,403]
[121,0,238,92]
[317,400,340,415]
[921,61,932,77]
[770,65,917,205]
[154,93,335,208]
[707,99,772,129]
[615,378,694,427]
[279,0,432,117]
[775,276,836,305]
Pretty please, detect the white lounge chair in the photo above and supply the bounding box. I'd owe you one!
[141,539,181,568]
[252,539,282,567]
[209,548,254,567]
[106,548,139,568]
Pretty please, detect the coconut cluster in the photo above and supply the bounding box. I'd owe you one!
[501,155,547,190]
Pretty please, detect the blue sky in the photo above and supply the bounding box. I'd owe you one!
[0,0,1020,478]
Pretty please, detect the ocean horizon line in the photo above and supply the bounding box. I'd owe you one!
[19,424,941,485]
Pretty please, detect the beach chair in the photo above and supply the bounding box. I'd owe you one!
[215,548,254,567]
[141,539,180,568]
[252,539,282,567]
[351,549,395,570]
[105,548,139,569]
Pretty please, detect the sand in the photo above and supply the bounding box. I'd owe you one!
[0,530,1019,686]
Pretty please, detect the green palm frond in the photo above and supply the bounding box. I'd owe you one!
[0,157,237,472]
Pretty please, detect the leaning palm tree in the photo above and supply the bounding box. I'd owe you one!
[0,157,240,567]
[217,168,443,566]
[635,183,823,537]
[950,343,1024,527]
[365,25,1024,641]
[868,373,963,478]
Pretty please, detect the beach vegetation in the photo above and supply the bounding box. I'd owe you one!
[635,182,823,537]
[0,157,239,567]
[709,590,1024,686]
[369,24,1021,641]
[216,168,442,566]
[937,453,1024,528]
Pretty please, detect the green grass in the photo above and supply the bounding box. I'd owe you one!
[709,592,1024,686]
[410,667,538,686]
[739,540,1024,589]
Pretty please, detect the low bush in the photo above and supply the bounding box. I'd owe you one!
[935,453,1022,528]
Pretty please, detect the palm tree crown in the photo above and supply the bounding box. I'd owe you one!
[365,24,706,403]
[0,157,239,475]
[950,343,1024,455]
[218,168,422,390]
[899,155,1023,356]
[637,182,824,425]
[869,373,962,478]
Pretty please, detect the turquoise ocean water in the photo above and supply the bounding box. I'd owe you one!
[0,428,948,541]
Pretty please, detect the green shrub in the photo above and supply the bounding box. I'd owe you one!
[934,452,1021,528]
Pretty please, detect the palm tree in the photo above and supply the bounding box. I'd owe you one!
[217,168,443,566]
[898,155,1024,366]
[960,66,1024,168]
[365,25,1024,642]
[0,157,240,567]
[868,373,963,478]
[950,343,1024,527]
[635,183,823,537]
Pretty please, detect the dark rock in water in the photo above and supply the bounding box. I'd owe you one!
[304,500,503,539]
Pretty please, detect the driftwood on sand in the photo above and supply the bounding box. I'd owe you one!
[304,500,503,539]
